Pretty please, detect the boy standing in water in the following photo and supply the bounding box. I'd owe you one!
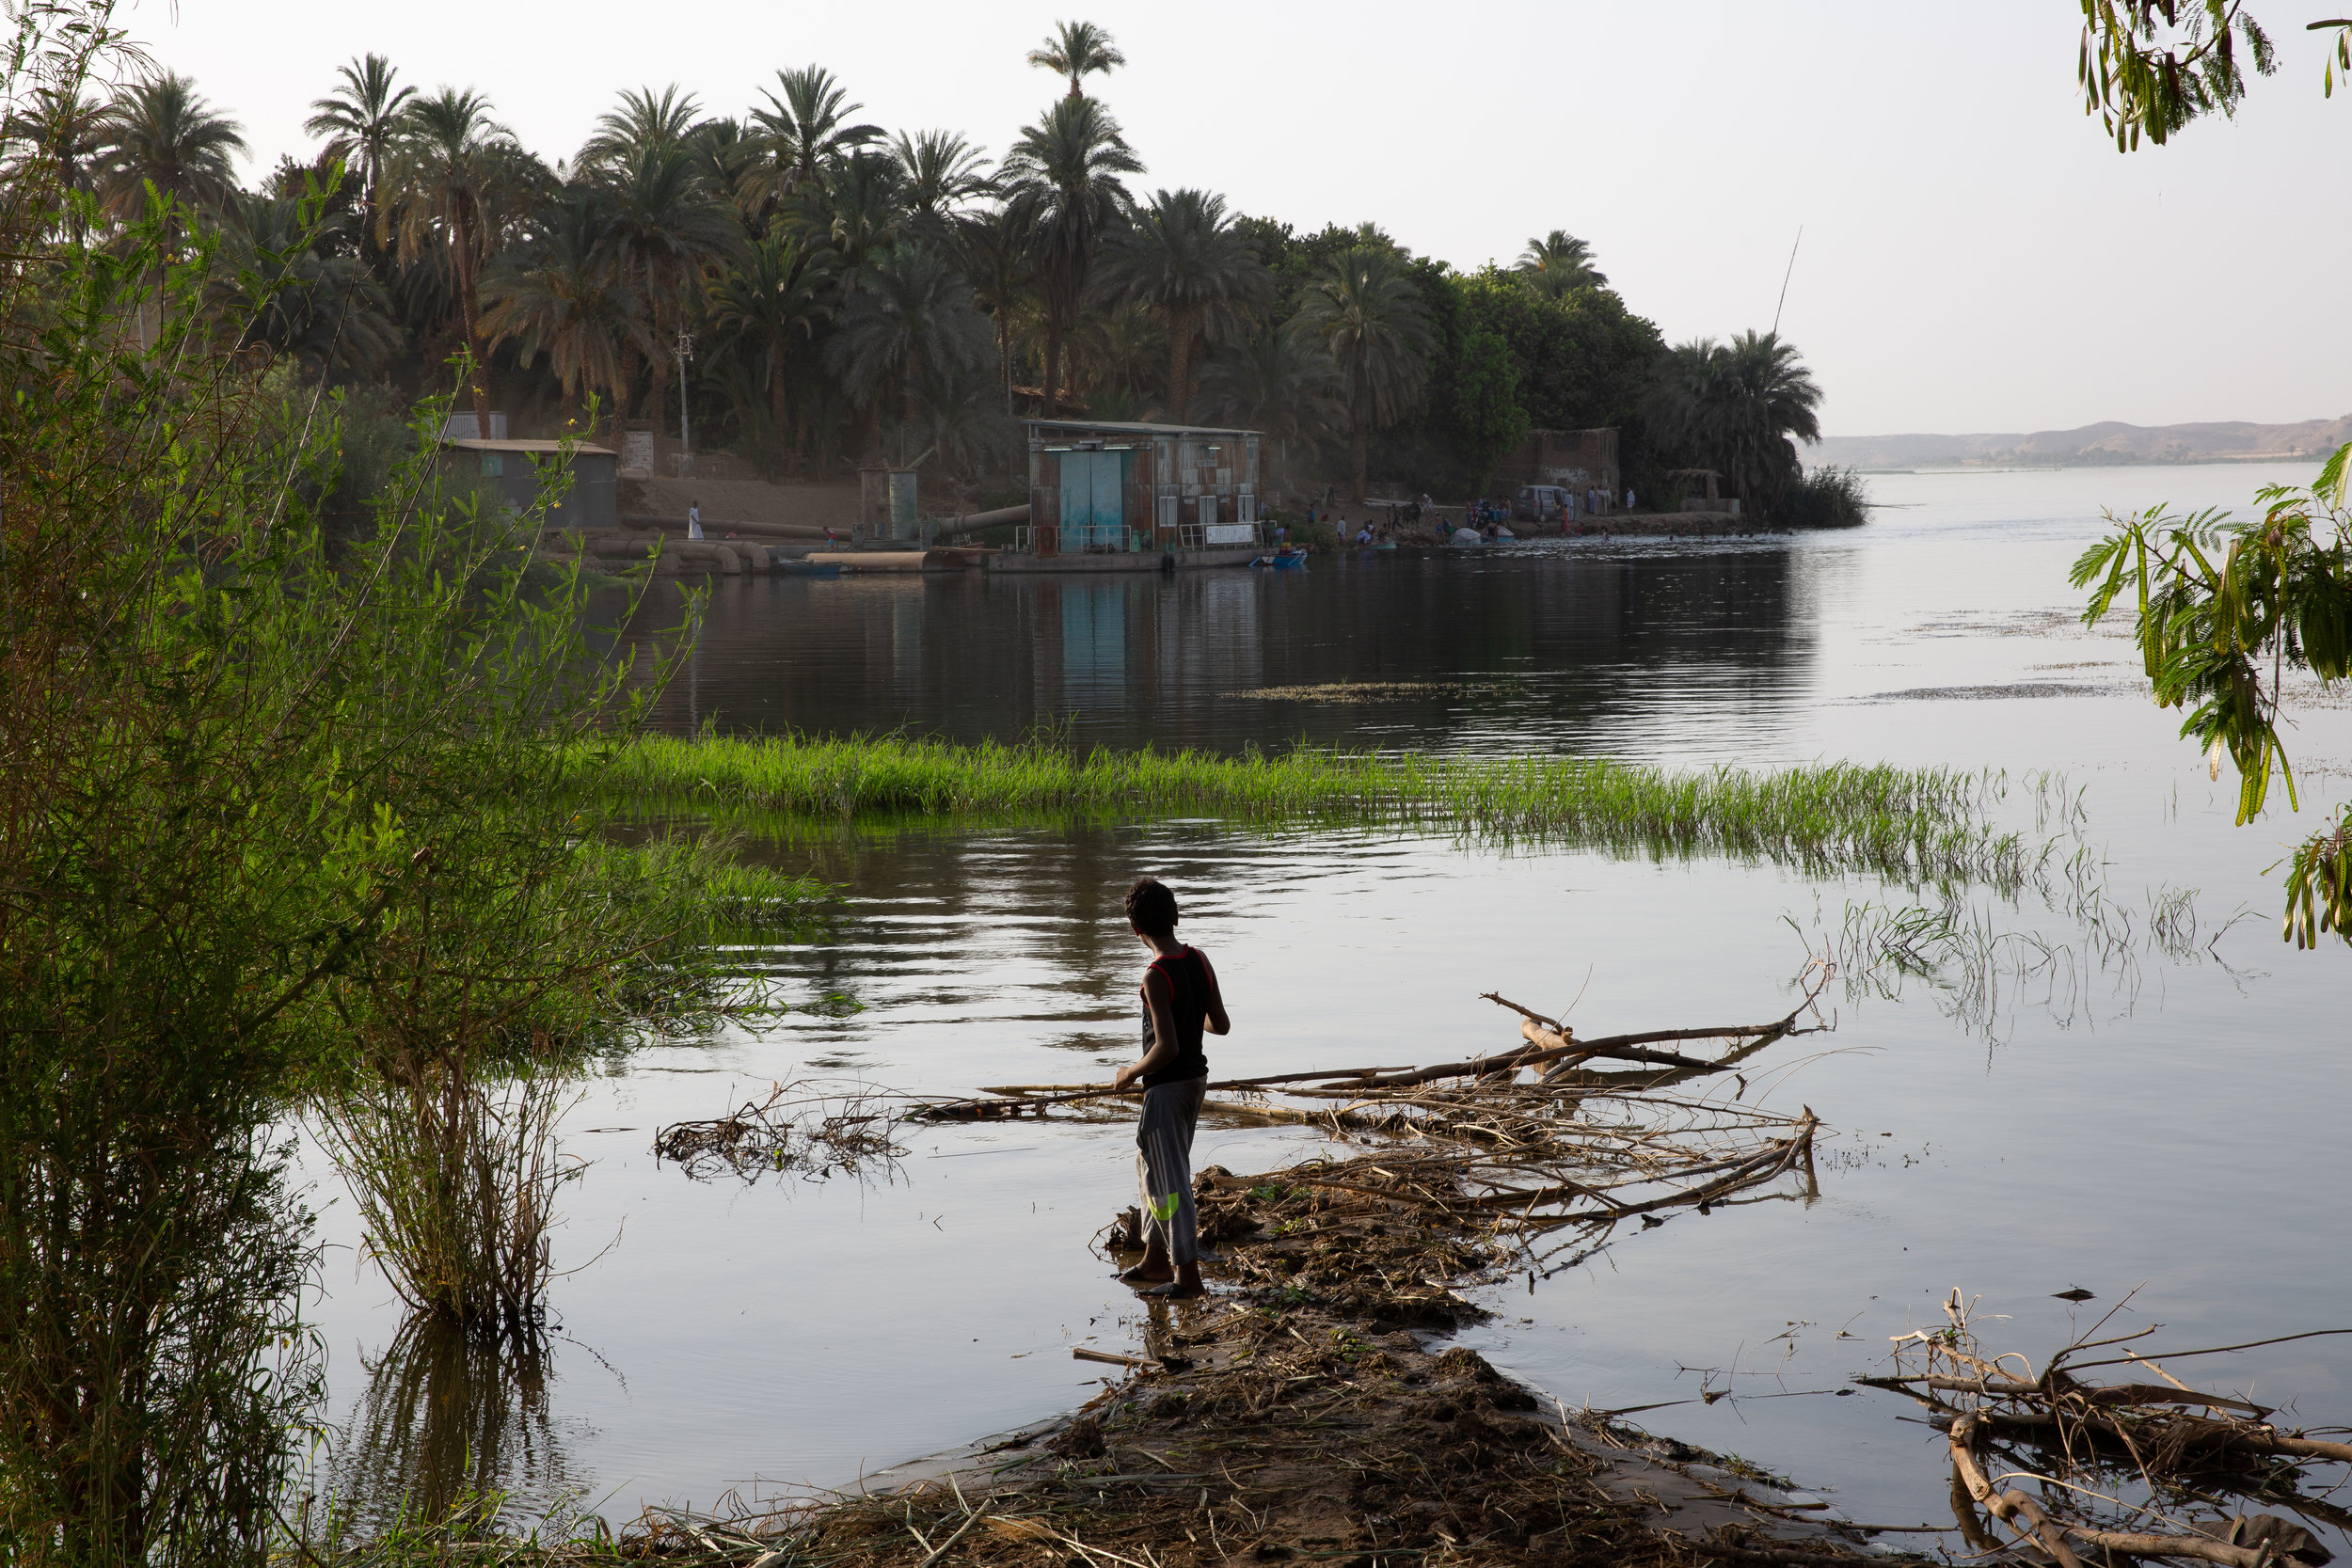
[1112,878,1229,1299]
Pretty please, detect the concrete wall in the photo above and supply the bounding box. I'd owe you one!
[1498,428,1619,496]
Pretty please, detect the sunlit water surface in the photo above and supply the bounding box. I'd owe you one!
[304,465,2352,1547]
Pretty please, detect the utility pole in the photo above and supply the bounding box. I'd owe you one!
[675,329,695,467]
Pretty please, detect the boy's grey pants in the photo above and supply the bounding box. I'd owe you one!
[1136,1076,1207,1266]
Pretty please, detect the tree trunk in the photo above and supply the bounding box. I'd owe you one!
[786,356,804,469]
[1042,314,1064,419]
[453,202,491,427]
[646,356,669,468]
[997,311,1013,415]
[1349,380,1369,502]
[1166,308,1193,425]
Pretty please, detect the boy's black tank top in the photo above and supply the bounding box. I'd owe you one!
[1139,947,1212,1087]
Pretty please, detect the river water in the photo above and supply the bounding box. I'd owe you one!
[307,464,2352,1547]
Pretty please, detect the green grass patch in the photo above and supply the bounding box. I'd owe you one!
[567,733,2036,889]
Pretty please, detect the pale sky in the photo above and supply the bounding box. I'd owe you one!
[119,0,2350,436]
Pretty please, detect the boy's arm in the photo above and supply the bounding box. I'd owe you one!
[1113,970,1180,1089]
[1199,953,1232,1036]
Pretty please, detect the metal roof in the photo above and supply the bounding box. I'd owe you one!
[443,438,618,456]
[1025,419,1259,438]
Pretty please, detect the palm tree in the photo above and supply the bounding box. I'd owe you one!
[4,87,107,238]
[1291,246,1432,501]
[305,55,413,242]
[953,206,1033,414]
[379,86,528,424]
[685,117,764,232]
[824,241,993,436]
[705,230,835,462]
[1026,21,1125,99]
[892,129,993,239]
[481,195,647,429]
[595,145,739,449]
[213,189,403,379]
[1092,187,1270,423]
[749,66,881,211]
[1195,324,1343,487]
[577,85,700,173]
[1516,229,1606,297]
[812,149,906,283]
[95,71,246,223]
[1065,301,1164,415]
[1644,329,1821,508]
[999,94,1141,417]
[914,355,1013,479]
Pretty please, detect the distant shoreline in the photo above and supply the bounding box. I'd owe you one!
[1810,414,2349,472]
[1832,453,2332,475]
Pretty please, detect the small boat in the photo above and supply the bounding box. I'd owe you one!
[775,557,843,578]
[1372,540,1398,552]
[1248,548,1309,571]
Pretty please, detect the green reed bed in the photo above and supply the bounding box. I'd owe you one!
[572,734,2036,888]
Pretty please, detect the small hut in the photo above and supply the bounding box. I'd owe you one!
[438,438,619,531]
[1014,420,1264,567]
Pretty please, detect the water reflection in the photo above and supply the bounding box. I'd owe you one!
[614,546,1809,753]
[327,1317,583,1532]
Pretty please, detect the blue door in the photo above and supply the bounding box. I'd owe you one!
[1057,451,1125,541]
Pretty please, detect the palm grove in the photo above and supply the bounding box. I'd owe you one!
[21,21,1851,517]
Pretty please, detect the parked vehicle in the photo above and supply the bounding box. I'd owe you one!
[1513,484,1571,522]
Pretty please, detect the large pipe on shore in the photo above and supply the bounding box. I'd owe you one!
[932,503,1029,537]
[620,515,833,540]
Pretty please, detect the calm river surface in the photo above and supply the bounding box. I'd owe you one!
[307,464,2352,1546]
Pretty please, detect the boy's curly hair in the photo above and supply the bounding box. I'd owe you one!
[1124,877,1178,938]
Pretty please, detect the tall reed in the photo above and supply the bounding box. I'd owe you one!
[316,1059,579,1335]
[573,733,2031,889]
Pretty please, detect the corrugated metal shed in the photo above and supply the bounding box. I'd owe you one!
[1025,420,1263,557]
[438,438,619,531]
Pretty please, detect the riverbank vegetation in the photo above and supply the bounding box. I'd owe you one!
[10,21,1834,515]
[577,732,2029,887]
[0,4,821,1547]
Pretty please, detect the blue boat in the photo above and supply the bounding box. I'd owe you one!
[1248,547,1309,571]
[775,557,843,578]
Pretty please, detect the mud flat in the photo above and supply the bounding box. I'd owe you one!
[582,1161,1897,1568]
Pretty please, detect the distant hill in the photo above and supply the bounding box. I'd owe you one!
[1807,415,2352,470]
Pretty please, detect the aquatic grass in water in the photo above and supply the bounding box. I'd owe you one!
[570,734,2034,888]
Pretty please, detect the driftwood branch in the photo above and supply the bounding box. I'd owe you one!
[1949,1413,2272,1568]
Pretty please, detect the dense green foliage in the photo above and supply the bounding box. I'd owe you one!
[1643,330,1822,509]
[1778,465,1871,530]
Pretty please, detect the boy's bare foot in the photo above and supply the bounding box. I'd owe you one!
[1120,1243,1174,1286]
[1139,1261,1204,1299]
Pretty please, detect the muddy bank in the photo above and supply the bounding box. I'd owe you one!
[561,1156,1901,1568]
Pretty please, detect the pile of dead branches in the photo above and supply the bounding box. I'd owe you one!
[1864,1289,2350,1568]
[970,963,1838,1275]
[653,1081,910,1184]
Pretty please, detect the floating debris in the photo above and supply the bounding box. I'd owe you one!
[1221,680,1479,702]
[653,1081,910,1183]
[1866,1288,2351,1567]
